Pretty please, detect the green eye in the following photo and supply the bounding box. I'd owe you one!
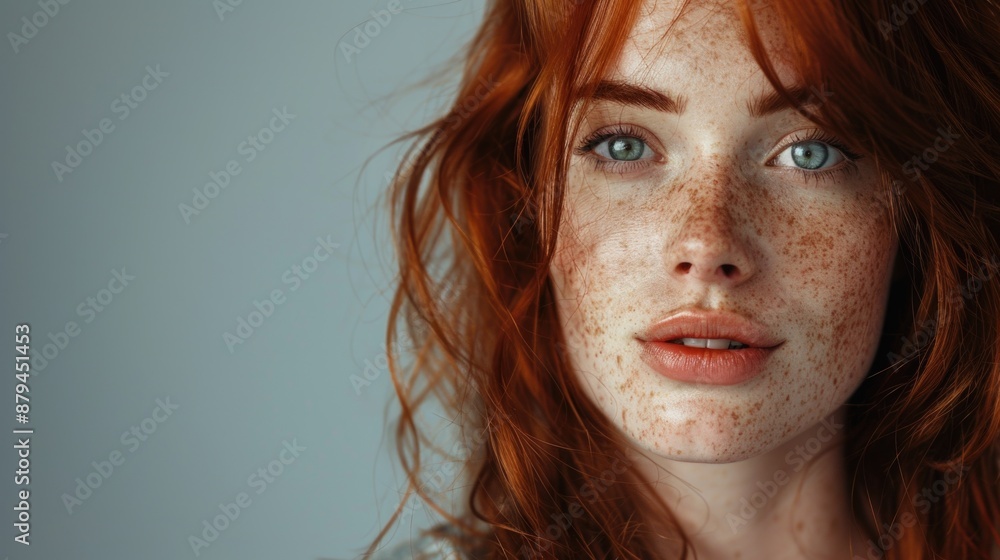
[575,125,660,173]
[604,136,646,161]
[790,141,830,169]
[774,139,845,171]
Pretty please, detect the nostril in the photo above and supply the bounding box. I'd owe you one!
[678,262,693,273]
[721,264,737,276]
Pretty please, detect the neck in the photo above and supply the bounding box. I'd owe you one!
[628,407,872,560]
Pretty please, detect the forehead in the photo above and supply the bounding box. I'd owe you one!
[606,0,798,94]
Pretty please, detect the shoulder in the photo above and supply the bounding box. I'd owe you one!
[370,527,467,560]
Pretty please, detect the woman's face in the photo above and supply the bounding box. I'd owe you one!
[549,0,898,462]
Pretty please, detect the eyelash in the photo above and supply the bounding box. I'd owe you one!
[574,124,656,174]
[573,125,863,181]
[770,130,862,184]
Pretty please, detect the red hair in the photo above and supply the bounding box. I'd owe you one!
[363,1,1000,558]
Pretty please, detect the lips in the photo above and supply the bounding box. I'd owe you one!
[636,309,783,385]
[638,309,783,348]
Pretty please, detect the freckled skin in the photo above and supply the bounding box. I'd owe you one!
[548,0,896,558]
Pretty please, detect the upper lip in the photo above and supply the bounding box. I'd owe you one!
[637,308,783,348]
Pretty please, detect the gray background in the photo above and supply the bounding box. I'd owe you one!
[0,0,485,558]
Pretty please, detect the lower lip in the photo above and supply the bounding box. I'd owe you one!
[638,341,780,386]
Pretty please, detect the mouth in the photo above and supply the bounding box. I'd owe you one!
[638,308,783,348]
[664,337,750,350]
[636,308,783,385]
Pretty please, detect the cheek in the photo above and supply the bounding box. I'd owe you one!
[778,194,898,391]
[549,197,636,383]
[550,224,604,361]
[550,178,659,292]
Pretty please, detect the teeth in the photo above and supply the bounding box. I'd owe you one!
[670,338,747,349]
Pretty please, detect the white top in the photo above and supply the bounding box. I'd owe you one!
[369,528,465,560]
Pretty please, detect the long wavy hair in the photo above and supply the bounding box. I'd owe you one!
[362,0,1000,558]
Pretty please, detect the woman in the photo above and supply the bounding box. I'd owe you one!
[363,0,1000,558]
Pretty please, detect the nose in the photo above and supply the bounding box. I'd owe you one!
[664,176,757,288]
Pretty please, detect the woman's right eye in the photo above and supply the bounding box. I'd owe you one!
[574,124,660,173]
[593,135,650,162]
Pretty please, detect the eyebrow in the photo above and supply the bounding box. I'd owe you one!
[583,79,821,118]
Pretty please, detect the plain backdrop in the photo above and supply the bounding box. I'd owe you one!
[0,0,486,558]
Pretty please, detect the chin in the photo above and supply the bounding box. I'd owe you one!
[629,410,790,464]
[580,357,861,466]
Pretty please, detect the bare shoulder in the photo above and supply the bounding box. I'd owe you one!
[370,528,466,560]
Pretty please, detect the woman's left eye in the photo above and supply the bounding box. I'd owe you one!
[768,131,863,181]
[772,140,845,170]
